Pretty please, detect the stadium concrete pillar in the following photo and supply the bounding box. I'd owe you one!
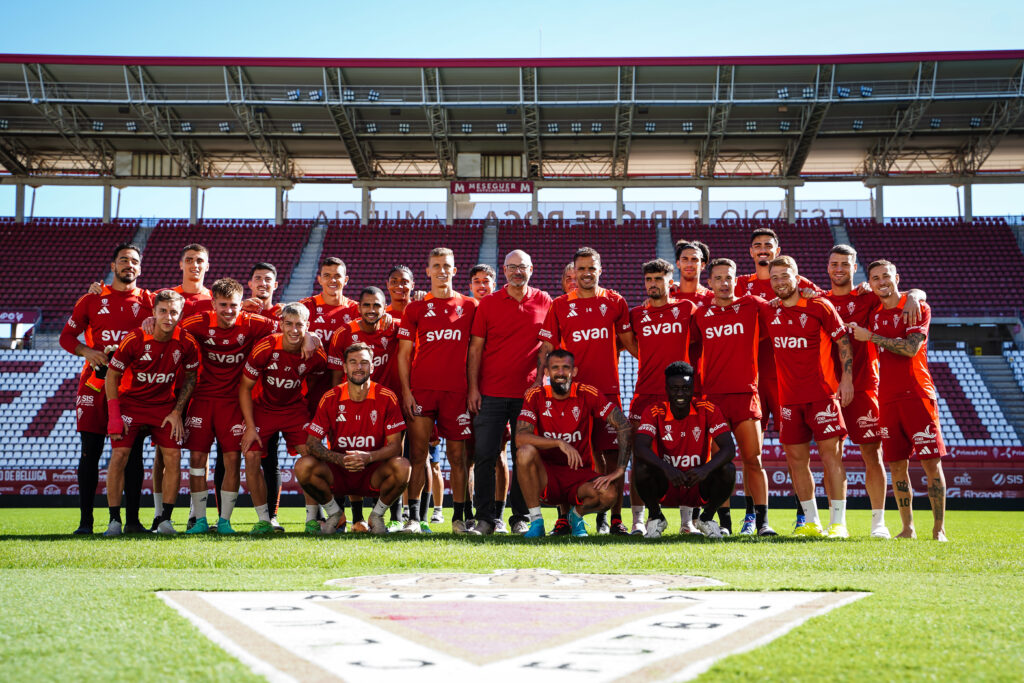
[530,187,539,226]
[785,186,796,223]
[102,184,112,224]
[360,187,370,226]
[274,186,284,226]
[872,186,884,223]
[700,186,710,225]
[615,186,624,226]
[14,182,25,223]
[445,189,454,227]
[963,183,973,224]
[189,186,199,225]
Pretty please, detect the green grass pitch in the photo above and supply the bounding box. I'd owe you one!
[1,507,1022,681]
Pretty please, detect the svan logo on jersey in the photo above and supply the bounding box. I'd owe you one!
[137,372,175,384]
[267,377,300,390]
[705,322,743,339]
[426,329,461,342]
[774,337,807,349]
[543,430,581,443]
[314,329,334,342]
[337,436,374,449]
[571,327,609,342]
[100,330,128,342]
[373,353,389,368]
[209,351,245,364]
[666,454,702,469]
[641,322,683,337]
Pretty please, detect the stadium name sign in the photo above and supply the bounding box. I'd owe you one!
[451,181,535,194]
[160,569,867,682]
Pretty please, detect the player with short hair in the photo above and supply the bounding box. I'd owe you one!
[669,240,714,304]
[561,262,577,295]
[246,262,283,319]
[60,242,154,535]
[239,302,328,534]
[385,265,416,321]
[297,342,411,535]
[766,256,854,538]
[300,256,358,413]
[103,290,199,536]
[633,361,737,538]
[516,349,633,537]
[180,277,277,534]
[173,243,214,317]
[690,257,777,536]
[397,247,478,532]
[538,247,636,535]
[824,245,926,539]
[850,260,948,541]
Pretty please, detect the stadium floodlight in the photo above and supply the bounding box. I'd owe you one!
[681,121,693,132]
[461,123,473,133]
[218,122,231,133]
[92,121,104,131]
[745,121,757,131]
[571,122,582,133]
[342,89,355,102]
[125,121,137,132]
[970,116,983,128]
[852,119,864,130]
[0,119,9,130]
[860,85,873,97]
[644,121,656,133]
[591,122,602,133]
[308,89,323,101]
[836,86,851,97]
[496,122,509,133]
[367,89,380,102]
[291,122,303,133]
[180,122,193,132]
[779,120,791,131]
[802,86,815,98]
[365,122,378,133]
[777,87,789,98]
[287,89,301,101]
[930,118,941,129]
[399,122,411,133]
[547,122,559,133]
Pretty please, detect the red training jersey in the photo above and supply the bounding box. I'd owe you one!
[328,319,401,393]
[243,333,328,410]
[824,289,882,392]
[518,383,614,468]
[109,326,200,405]
[763,297,847,405]
[669,283,715,306]
[637,399,730,471]
[397,292,477,393]
[306,381,406,452]
[869,295,936,404]
[181,311,276,400]
[630,299,698,396]
[300,293,358,346]
[471,285,552,398]
[538,287,631,397]
[690,294,770,395]
[167,285,212,318]
[60,285,155,375]
[735,273,821,384]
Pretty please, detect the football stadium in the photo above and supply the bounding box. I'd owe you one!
[2,6,1024,681]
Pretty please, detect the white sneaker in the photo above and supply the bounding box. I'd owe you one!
[510,519,530,534]
[694,518,724,539]
[431,509,444,523]
[155,520,176,535]
[103,520,122,537]
[643,518,667,539]
[493,519,509,534]
[680,519,700,534]
[367,512,388,535]
[870,526,892,539]
[321,511,345,535]
[631,521,646,536]
[400,520,422,533]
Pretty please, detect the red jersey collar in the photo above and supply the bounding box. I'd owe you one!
[543,383,579,399]
[338,380,377,402]
[567,286,605,301]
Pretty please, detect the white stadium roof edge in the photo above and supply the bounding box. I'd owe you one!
[0,49,1023,189]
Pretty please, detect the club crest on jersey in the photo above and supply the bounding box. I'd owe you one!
[848,302,856,314]
[370,409,378,425]
[380,337,389,349]
[663,425,673,441]
[144,343,151,351]
[337,405,347,422]
[571,406,580,420]
[208,328,216,337]
[131,303,141,317]
[599,303,608,316]
[692,426,701,441]
[298,363,306,374]
[732,304,741,314]
[671,307,680,319]
[892,313,900,326]
[455,306,463,317]
[799,313,808,328]
[272,352,279,360]
[101,298,108,305]
[236,333,246,345]
[317,306,323,313]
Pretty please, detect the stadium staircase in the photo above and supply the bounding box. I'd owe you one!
[655,219,675,264]
[279,219,327,303]
[971,355,1024,442]
[477,218,499,271]
[829,221,866,285]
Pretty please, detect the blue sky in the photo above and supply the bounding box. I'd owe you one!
[2,0,1022,218]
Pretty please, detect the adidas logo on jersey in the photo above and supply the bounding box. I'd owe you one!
[205,338,216,346]
[423,310,437,318]
[315,315,325,324]
[138,353,152,362]
[96,307,110,315]
[267,363,278,371]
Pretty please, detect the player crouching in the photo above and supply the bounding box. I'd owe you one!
[104,290,199,535]
[515,350,633,538]
[296,343,410,534]
[633,362,737,539]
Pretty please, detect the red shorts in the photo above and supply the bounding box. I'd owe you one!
[881,397,946,462]
[757,374,781,432]
[540,460,598,506]
[184,397,245,453]
[592,394,622,452]
[659,479,707,508]
[111,399,181,450]
[704,392,761,428]
[842,389,881,445]
[779,398,847,446]
[251,403,309,456]
[74,372,108,434]
[413,389,471,441]
[326,460,384,497]
[629,393,664,423]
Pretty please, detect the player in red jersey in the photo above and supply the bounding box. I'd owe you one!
[850,260,948,541]
[691,258,777,536]
[628,259,699,534]
[561,262,577,295]
[516,349,633,537]
[397,247,478,533]
[246,261,284,319]
[103,290,199,536]
[61,242,154,535]
[538,247,636,535]
[180,278,277,535]
[299,256,358,412]
[385,265,416,323]
[766,256,854,538]
[634,361,737,539]
[172,243,214,317]
[669,240,714,304]
[298,342,411,535]
[824,245,926,539]
[240,302,329,535]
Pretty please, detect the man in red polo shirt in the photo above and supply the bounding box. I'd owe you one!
[467,250,552,535]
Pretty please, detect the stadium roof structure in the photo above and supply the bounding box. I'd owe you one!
[0,50,1022,189]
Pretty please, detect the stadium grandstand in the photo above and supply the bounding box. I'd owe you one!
[1,49,1023,502]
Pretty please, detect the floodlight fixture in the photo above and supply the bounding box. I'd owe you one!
[836,86,851,97]
[591,122,602,133]
[779,120,791,131]
[496,122,509,133]
[970,116,983,128]
[342,89,355,102]
[802,87,816,98]
[125,121,137,132]
[777,87,789,98]
[291,122,303,133]
[860,85,873,97]
[852,119,864,130]
[218,122,231,133]
[570,122,582,133]
[547,122,559,133]
[681,121,693,132]
[398,122,411,133]
[180,122,193,132]
[930,118,941,128]
[745,121,757,131]
[461,123,472,133]
[367,89,380,102]
[308,89,323,101]
[287,89,301,101]
[365,122,378,133]
[644,121,656,132]
[92,121,104,131]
